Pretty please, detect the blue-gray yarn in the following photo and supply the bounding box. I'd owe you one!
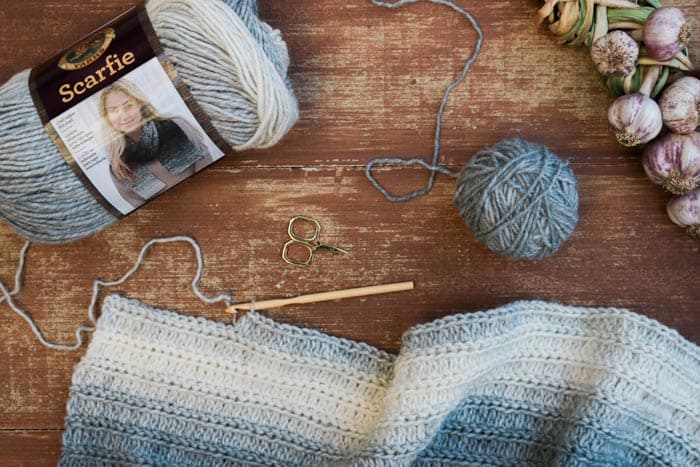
[365,0,483,202]
[0,0,298,244]
[60,295,700,465]
[454,138,578,260]
[364,1,578,259]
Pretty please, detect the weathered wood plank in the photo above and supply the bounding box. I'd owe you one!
[0,431,63,466]
[0,0,698,463]
[0,1,695,168]
[0,167,698,430]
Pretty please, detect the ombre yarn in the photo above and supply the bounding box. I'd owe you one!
[0,0,298,243]
[454,138,579,260]
[60,295,700,465]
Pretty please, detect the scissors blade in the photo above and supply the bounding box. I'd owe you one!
[317,244,349,255]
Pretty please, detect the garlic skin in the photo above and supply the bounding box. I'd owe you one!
[591,31,639,77]
[643,132,700,195]
[608,94,663,147]
[659,77,700,135]
[643,7,690,62]
[667,188,700,239]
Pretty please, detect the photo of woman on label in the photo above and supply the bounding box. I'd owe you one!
[99,79,213,209]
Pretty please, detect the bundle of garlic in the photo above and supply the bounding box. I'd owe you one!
[537,0,699,238]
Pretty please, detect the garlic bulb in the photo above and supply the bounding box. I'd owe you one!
[659,76,700,134]
[591,31,639,77]
[643,132,700,195]
[643,7,690,62]
[667,188,700,238]
[608,94,663,146]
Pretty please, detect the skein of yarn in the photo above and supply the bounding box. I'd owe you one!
[365,0,578,260]
[454,139,578,260]
[0,0,298,243]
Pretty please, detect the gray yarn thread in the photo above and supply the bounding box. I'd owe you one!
[0,236,232,350]
[455,138,578,260]
[365,0,484,202]
[0,0,298,243]
[365,1,578,259]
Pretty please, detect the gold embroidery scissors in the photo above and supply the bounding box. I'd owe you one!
[282,216,348,267]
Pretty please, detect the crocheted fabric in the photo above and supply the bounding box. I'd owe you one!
[61,295,700,465]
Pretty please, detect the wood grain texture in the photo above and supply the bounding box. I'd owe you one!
[0,0,699,463]
[0,431,63,466]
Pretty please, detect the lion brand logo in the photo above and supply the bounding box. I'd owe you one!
[58,28,116,71]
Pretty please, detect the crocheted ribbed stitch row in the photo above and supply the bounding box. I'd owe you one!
[61,295,700,465]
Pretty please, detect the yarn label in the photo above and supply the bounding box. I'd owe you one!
[29,5,231,217]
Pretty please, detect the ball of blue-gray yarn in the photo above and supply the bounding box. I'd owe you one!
[453,138,578,260]
[0,0,298,244]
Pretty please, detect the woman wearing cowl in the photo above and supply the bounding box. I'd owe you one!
[99,79,212,209]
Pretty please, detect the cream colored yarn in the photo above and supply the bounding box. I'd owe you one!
[0,0,298,243]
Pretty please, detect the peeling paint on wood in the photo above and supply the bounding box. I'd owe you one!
[0,0,699,463]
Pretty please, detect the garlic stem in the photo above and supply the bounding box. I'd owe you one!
[595,0,640,8]
[560,0,594,46]
[536,0,561,26]
[536,0,577,26]
[675,52,693,71]
[628,29,643,42]
[551,1,580,36]
[608,22,643,30]
[609,75,624,95]
[638,56,692,72]
[579,0,596,46]
[651,66,670,98]
[623,71,634,94]
[639,65,661,96]
[593,5,608,42]
[606,6,654,24]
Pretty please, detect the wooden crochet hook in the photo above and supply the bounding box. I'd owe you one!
[226,281,414,313]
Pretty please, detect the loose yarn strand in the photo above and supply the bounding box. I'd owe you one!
[0,243,91,351]
[0,236,233,351]
[0,241,29,302]
[364,2,578,260]
[365,0,484,202]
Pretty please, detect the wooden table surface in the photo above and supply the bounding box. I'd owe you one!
[1,0,698,463]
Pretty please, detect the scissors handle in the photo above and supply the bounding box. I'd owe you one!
[283,216,349,267]
[282,239,315,267]
[288,215,322,243]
